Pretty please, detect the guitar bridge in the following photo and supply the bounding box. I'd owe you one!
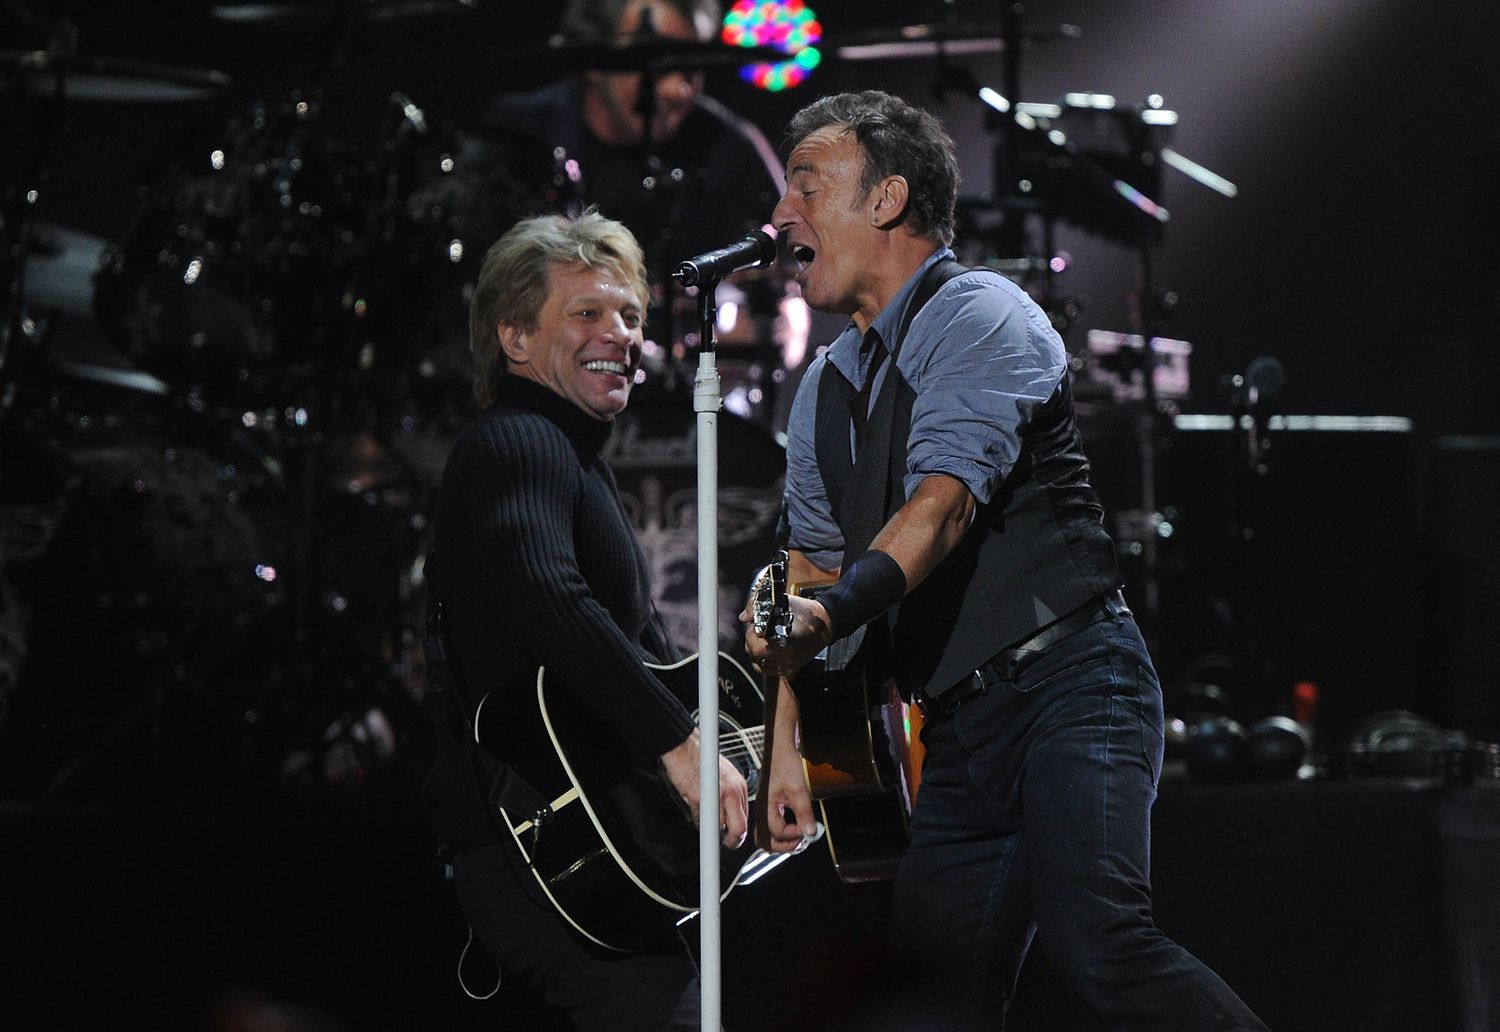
[530,807,552,852]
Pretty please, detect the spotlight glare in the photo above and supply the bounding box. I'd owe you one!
[978,87,1010,113]
[725,0,822,92]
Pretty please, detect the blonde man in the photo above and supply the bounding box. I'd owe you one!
[424,210,745,1031]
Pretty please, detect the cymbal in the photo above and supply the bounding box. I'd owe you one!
[210,0,477,24]
[209,3,323,22]
[828,20,1080,62]
[361,0,478,24]
[50,359,172,396]
[23,221,108,317]
[40,316,172,396]
[517,37,789,73]
[0,50,231,102]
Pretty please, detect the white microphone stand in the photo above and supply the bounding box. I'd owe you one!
[674,231,773,1032]
[689,277,724,1032]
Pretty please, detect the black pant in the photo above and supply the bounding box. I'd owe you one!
[450,841,704,1031]
[852,612,1268,1030]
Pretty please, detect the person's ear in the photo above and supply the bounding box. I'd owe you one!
[869,175,910,229]
[499,323,528,365]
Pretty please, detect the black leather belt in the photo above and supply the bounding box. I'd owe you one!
[916,589,1130,721]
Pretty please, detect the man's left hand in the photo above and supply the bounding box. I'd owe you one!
[740,593,832,680]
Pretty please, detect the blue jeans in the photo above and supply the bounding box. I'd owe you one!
[870,611,1269,1031]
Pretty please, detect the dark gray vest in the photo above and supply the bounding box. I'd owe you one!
[815,262,1121,699]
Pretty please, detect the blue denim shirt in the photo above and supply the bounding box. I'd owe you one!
[783,248,1069,571]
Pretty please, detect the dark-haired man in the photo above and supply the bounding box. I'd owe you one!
[744,90,1268,1031]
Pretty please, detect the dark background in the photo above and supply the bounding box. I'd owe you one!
[3,1,1500,1029]
[6,0,1499,425]
[9,0,1500,429]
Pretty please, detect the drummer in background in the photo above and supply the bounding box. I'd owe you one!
[471,0,808,428]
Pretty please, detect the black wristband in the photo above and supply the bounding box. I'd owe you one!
[816,549,907,641]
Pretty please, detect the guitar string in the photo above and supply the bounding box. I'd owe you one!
[717,730,765,763]
[719,733,766,746]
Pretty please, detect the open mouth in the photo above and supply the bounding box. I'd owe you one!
[583,360,629,376]
[790,243,816,269]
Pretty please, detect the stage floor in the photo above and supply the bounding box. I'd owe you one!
[3,769,1497,1031]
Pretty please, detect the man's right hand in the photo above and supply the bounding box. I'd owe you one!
[660,730,749,849]
[752,677,818,854]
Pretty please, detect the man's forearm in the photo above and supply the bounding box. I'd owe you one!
[781,476,976,649]
[868,473,975,593]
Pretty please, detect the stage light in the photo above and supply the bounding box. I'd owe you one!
[722,0,822,92]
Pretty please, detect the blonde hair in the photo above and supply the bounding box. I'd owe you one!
[469,209,648,407]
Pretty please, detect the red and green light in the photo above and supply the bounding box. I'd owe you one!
[721,0,822,92]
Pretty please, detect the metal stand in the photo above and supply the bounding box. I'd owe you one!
[1223,356,1286,714]
[691,280,723,1032]
[993,2,1029,259]
[1127,226,1168,652]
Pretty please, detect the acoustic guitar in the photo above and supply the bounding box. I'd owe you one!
[788,577,925,883]
[473,650,791,952]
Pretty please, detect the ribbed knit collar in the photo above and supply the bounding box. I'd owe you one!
[493,375,614,452]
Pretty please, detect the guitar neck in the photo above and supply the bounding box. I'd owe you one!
[752,671,783,848]
[750,551,793,849]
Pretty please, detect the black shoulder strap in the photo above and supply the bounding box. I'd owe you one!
[423,595,482,728]
[893,257,968,361]
[838,258,970,558]
[814,257,968,528]
[423,577,554,828]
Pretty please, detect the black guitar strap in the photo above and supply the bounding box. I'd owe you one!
[810,258,969,680]
[424,580,554,838]
[815,257,969,547]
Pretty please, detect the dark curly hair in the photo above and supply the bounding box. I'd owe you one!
[786,90,960,246]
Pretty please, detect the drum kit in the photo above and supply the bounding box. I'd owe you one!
[0,6,798,795]
[0,15,500,793]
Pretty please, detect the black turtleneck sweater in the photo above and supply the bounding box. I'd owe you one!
[423,376,695,847]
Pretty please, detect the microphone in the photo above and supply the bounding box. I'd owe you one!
[673,230,776,287]
[1241,355,1285,474]
[1244,355,1286,404]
